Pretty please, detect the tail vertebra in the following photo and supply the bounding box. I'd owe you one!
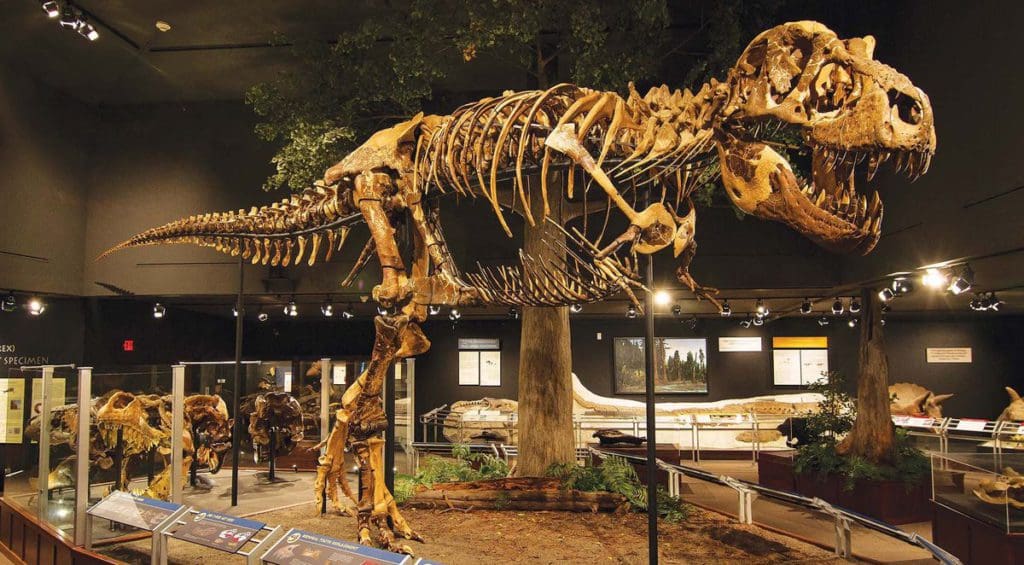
[98,185,360,267]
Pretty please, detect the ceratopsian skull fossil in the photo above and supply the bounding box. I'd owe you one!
[717,21,936,254]
[998,387,1024,422]
[185,394,233,473]
[889,382,953,419]
[248,391,304,459]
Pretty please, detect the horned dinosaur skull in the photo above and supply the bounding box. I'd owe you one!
[185,394,233,473]
[889,382,953,418]
[717,21,936,254]
[998,387,1024,422]
[248,391,305,460]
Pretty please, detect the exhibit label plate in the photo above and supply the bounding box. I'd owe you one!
[458,338,500,350]
[955,419,987,432]
[172,509,265,553]
[86,491,182,531]
[772,336,828,349]
[904,417,935,428]
[718,337,761,352]
[264,529,412,565]
[926,347,972,363]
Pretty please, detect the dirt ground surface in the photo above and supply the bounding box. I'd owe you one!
[100,504,846,564]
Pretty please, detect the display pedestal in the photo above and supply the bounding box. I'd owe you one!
[591,443,680,487]
[757,452,930,524]
[933,501,1024,564]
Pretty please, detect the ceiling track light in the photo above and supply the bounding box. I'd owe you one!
[752,316,764,327]
[654,290,671,307]
[755,298,769,316]
[428,305,442,316]
[847,317,858,328]
[878,287,895,303]
[257,308,268,322]
[818,316,830,327]
[625,304,638,319]
[321,300,334,317]
[284,300,298,317]
[831,298,844,315]
[948,265,974,295]
[341,305,355,319]
[507,306,520,320]
[892,277,913,296]
[671,304,682,317]
[41,1,60,18]
[720,299,731,317]
[448,308,461,321]
[849,297,862,314]
[58,5,77,28]
[27,297,46,316]
[799,298,812,315]
[77,18,98,41]
[739,317,752,328]
[152,303,166,319]
[570,303,583,314]
[1,293,15,313]
[921,267,949,290]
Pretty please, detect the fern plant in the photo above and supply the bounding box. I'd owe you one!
[546,455,689,522]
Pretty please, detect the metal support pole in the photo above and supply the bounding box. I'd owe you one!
[643,255,659,565]
[231,257,244,506]
[74,367,92,545]
[38,365,54,518]
[384,361,397,492]
[319,358,330,455]
[171,365,185,503]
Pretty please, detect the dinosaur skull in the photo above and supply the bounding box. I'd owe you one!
[717,21,936,254]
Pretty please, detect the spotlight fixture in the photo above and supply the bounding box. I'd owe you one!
[448,308,461,321]
[654,290,671,306]
[818,316,830,327]
[570,303,583,314]
[847,317,858,328]
[881,304,891,313]
[720,300,732,317]
[739,318,752,328]
[428,305,442,316]
[152,303,166,319]
[969,295,983,311]
[971,292,1004,312]
[948,266,974,295]
[799,298,812,315]
[232,306,239,317]
[626,304,638,319]
[283,300,298,317]
[1,294,15,313]
[755,298,769,317]
[77,18,98,41]
[831,298,844,315]
[27,297,46,316]
[752,316,764,327]
[878,287,895,303]
[685,316,699,330]
[507,306,519,320]
[990,293,1005,311]
[921,268,949,290]
[42,1,61,18]
[892,277,913,295]
[671,304,682,317]
[321,300,334,317]
[257,310,268,322]
[341,305,355,319]
[849,297,862,314]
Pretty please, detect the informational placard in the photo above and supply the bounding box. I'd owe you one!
[773,349,828,386]
[772,350,801,385]
[332,364,347,385]
[479,351,501,386]
[955,419,987,432]
[926,347,972,363]
[800,349,829,384]
[904,417,935,428]
[457,338,500,350]
[773,336,828,349]
[718,337,762,352]
[172,510,265,554]
[0,379,25,443]
[458,351,479,385]
[87,491,183,531]
[264,529,411,565]
[283,371,293,392]
[30,377,66,444]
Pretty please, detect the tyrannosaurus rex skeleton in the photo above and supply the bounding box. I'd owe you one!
[101,21,935,552]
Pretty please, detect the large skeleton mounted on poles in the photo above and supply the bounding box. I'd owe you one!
[101,22,935,552]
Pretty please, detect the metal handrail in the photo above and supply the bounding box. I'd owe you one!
[589,447,962,565]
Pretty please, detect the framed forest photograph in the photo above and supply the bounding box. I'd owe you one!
[613,337,709,394]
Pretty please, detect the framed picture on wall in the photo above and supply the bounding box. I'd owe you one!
[613,337,708,394]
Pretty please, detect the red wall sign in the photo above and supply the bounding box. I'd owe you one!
[122,339,134,352]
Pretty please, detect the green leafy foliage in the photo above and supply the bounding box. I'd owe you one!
[793,373,930,490]
[411,444,511,488]
[545,456,689,522]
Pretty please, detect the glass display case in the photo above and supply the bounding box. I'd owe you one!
[932,451,1024,533]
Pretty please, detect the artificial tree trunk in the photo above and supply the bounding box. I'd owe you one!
[837,287,895,463]
[516,180,576,477]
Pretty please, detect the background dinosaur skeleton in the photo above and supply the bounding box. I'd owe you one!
[102,21,935,552]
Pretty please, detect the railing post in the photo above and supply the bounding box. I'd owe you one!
[171,365,185,503]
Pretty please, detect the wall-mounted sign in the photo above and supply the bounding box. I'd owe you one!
[0,379,25,443]
[264,528,411,565]
[283,371,293,392]
[718,337,762,352]
[332,364,346,385]
[773,349,828,386]
[773,336,828,349]
[457,338,500,350]
[926,347,972,363]
[87,491,182,531]
[479,351,501,386]
[172,509,265,554]
[955,418,987,432]
[458,351,479,385]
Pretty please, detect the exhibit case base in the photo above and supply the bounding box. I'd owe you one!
[933,502,1024,564]
[757,452,931,524]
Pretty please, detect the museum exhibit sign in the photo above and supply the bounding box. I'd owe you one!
[613,337,708,394]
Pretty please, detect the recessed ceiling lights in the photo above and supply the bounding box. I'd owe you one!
[155,20,172,32]
[153,303,166,319]
[720,300,731,317]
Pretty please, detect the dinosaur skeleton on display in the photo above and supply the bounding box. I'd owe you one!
[888,382,953,418]
[101,22,934,552]
[31,391,231,500]
[247,390,305,461]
